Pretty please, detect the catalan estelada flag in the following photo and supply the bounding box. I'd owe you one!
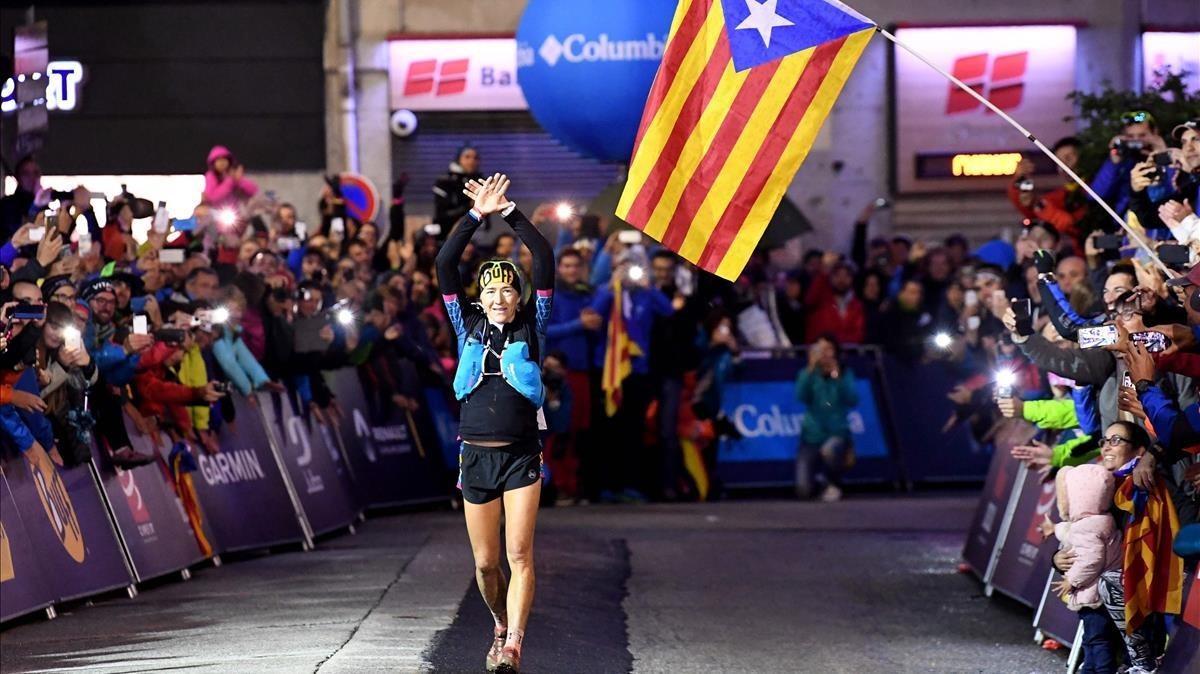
[601,279,642,416]
[1113,474,1183,634]
[617,0,875,280]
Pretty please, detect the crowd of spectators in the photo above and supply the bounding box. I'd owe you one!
[1,107,1199,667]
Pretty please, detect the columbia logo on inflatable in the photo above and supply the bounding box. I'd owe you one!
[536,33,666,67]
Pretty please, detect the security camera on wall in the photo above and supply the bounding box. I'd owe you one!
[390,109,417,138]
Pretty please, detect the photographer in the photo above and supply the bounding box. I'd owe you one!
[1128,119,1200,235]
[1091,110,1167,218]
[290,280,358,417]
[592,249,674,502]
[795,334,859,502]
[0,292,65,467]
[130,314,225,447]
[432,146,484,244]
[35,302,98,466]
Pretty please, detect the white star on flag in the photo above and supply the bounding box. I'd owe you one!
[735,0,795,48]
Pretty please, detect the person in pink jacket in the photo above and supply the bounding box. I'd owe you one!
[202,145,258,209]
[1046,463,1121,674]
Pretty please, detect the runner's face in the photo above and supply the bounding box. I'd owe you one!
[481,285,519,324]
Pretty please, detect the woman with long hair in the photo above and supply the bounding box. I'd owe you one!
[434,174,554,674]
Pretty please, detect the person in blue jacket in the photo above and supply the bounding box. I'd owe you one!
[434,173,554,674]
[590,250,674,502]
[544,247,601,500]
[1090,110,1168,217]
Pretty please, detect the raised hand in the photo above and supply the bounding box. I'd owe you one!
[463,173,514,216]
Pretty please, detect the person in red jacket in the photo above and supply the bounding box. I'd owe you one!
[1007,137,1089,253]
[805,261,865,345]
[133,338,224,440]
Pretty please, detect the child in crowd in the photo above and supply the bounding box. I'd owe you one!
[1041,463,1121,674]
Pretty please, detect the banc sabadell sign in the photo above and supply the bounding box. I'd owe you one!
[516,0,676,162]
[1,61,84,114]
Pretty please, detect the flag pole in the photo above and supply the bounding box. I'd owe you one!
[875,27,1172,276]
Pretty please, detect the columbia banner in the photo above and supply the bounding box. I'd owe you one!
[617,0,874,280]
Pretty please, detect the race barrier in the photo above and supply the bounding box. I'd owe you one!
[715,347,995,490]
[0,467,55,622]
[1160,565,1198,673]
[1,368,460,626]
[960,420,1036,579]
[961,418,1083,653]
[988,461,1061,607]
[123,398,311,554]
[879,355,993,483]
[327,368,451,509]
[90,442,207,584]
[1,444,134,613]
[256,390,360,537]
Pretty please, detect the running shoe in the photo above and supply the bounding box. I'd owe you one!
[485,628,506,672]
[496,646,521,674]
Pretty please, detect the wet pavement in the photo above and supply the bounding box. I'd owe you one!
[0,495,1065,673]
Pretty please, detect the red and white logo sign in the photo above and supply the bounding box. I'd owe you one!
[894,25,1077,194]
[389,37,527,111]
[119,470,151,524]
[946,51,1028,114]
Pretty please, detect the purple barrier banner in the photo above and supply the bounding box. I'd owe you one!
[2,445,131,603]
[0,469,54,623]
[257,391,359,536]
[90,443,206,583]
[1034,570,1080,644]
[1161,566,1198,673]
[961,420,1035,577]
[327,369,448,508]
[989,465,1060,607]
[191,394,309,552]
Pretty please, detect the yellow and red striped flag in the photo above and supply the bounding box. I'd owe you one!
[617,0,875,280]
[1113,474,1184,634]
[601,279,642,416]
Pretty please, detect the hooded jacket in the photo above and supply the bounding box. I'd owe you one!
[202,145,259,209]
[1053,464,1121,610]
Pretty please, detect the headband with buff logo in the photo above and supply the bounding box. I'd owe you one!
[479,261,522,294]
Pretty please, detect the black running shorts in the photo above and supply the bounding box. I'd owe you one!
[457,439,543,505]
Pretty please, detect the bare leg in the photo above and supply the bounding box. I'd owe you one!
[463,497,508,628]
[502,479,541,647]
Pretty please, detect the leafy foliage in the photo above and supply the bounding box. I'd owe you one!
[1066,69,1200,177]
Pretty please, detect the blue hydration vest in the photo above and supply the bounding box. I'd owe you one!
[452,336,545,408]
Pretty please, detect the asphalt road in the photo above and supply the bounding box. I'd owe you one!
[0,495,1066,673]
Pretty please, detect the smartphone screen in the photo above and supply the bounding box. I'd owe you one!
[133,314,149,335]
[1078,325,1119,349]
[1131,331,1170,353]
[1010,298,1032,320]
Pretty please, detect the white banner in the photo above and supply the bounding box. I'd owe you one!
[894,25,1077,193]
[388,38,527,111]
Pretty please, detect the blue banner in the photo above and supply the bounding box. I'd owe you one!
[718,378,890,463]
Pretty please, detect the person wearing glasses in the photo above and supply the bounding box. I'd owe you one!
[1091,110,1168,217]
[434,173,554,674]
[1053,420,1180,673]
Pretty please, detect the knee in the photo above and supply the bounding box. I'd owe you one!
[473,549,502,575]
[506,544,533,570]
